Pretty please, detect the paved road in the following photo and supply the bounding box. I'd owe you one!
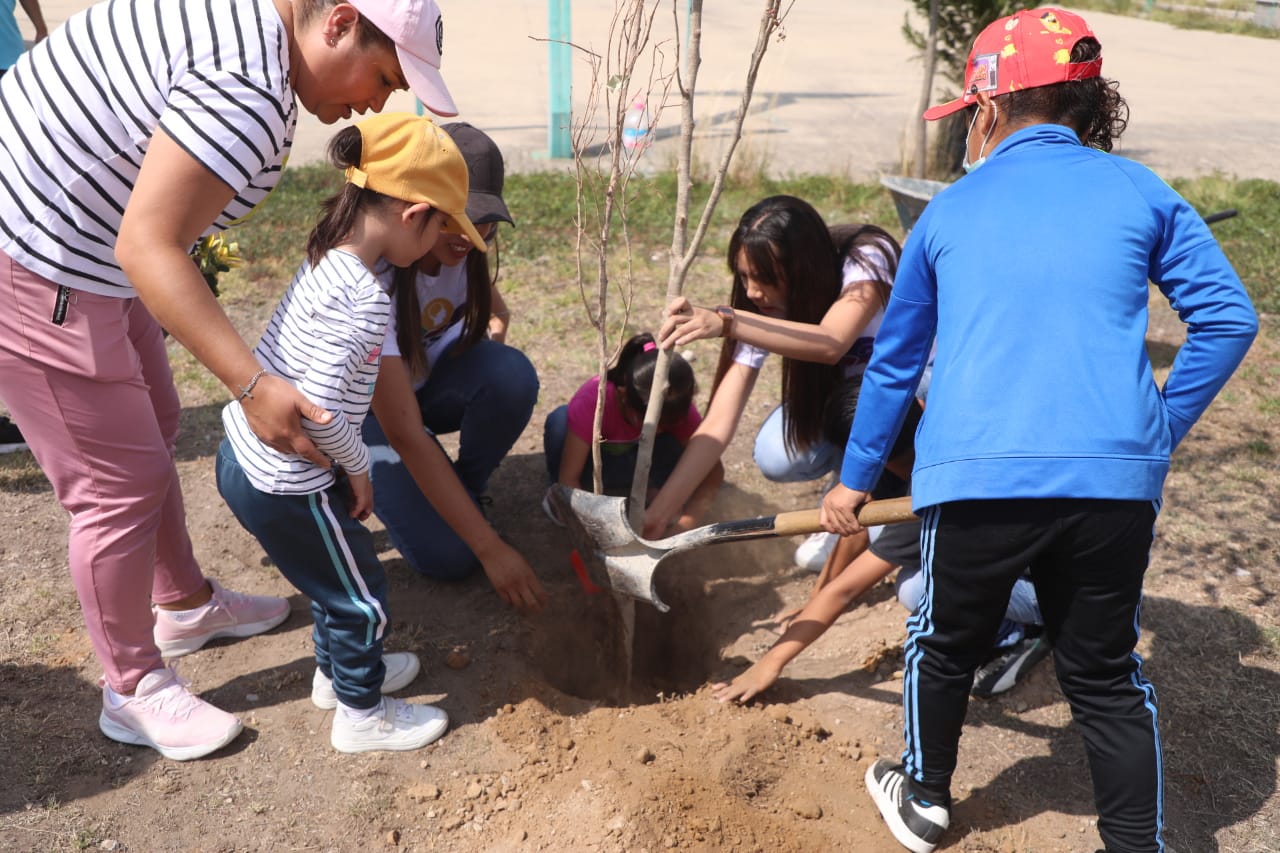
[17,0,1280,181]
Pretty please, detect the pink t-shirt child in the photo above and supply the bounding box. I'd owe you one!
[566,376,701,453]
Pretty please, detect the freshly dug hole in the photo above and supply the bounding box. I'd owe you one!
[527,543,791,703]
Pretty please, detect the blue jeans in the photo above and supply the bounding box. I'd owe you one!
[897,563,1043,647]
[752,404,841,483]
[363,339,539,580]
[542,404,684,493]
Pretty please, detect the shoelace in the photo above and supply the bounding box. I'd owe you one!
[211,585,254,610]
[134,669,201,722]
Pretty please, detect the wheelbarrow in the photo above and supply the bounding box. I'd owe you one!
[880,174,951,236]
[550,485,917,612]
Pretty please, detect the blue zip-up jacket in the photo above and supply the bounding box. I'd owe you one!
[841,124,1257,509]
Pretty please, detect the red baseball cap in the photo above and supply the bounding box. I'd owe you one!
[923,7,1103,121]
[349,0,458,117]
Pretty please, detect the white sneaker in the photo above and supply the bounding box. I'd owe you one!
[794,531,838,573]
[99,667,243,761]
[330,698,449,753]
[865,759,949,853]
[311,652,421,710]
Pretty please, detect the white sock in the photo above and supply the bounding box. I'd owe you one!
[103,683,128,708]
[157,601,214,623]
[339,699,382,722]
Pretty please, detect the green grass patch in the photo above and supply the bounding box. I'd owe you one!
[235,164,345,285]
[0,452,49,492]
[230,166,1279,318]
[1173,176,1280,313]
[1257,396,1280,416]
[1069,0,1280,39]
[1245,438,1273,457]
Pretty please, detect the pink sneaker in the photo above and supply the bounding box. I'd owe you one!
[154,578,290,657]
[99,667,243,761]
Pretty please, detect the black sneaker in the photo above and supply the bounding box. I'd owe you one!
[864,759,949,853]
[971,630,1051,699]
[0,416,28,455]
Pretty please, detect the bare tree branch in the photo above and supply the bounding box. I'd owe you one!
[627,0,789,530]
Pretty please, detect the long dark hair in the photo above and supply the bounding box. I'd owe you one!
[306,126,419,267]
[822,379,922,463]
[608,333,696,429]
[828,223,900,310]
[994,38,1128,151]
[713,195,842,453]
[390,235,496,383]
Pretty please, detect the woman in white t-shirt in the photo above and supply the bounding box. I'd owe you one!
[0,0,462,761]
[649,196,902,545]
[364,123,547,613]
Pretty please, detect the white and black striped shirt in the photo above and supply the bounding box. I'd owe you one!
[0,0,296,296]
[223,250,391,495]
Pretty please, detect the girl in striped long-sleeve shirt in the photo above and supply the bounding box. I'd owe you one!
[218,113,486,754]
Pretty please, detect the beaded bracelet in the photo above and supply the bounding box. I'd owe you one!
[237,368,268,401]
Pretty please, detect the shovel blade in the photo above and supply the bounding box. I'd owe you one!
[551,485,671,612]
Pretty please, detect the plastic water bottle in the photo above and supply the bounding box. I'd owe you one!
[621,101,651,152]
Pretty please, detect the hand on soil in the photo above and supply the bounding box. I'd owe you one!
[481,543,548,614]
[755,606,802,635]
[710,662,781,704]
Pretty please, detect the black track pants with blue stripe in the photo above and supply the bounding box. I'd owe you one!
[903,498,1164,853]
[217,440,390,711]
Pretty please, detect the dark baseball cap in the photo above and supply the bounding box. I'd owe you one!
[441,122,514,227]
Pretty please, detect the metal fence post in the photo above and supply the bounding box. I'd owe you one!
[548,0,572,159]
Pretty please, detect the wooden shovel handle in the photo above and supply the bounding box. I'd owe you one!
[771,496,916,537]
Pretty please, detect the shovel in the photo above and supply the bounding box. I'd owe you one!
[550,485,916,612]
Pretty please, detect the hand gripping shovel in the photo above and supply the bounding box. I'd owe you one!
[550,485,916,612]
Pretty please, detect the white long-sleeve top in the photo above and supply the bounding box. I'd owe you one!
[223,249,391,494]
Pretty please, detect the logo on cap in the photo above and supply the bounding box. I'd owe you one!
[969,53,998,94]
[1039,10,1071,34]
[436,16,444,57]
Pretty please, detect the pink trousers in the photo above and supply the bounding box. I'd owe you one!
[0,249,206,693]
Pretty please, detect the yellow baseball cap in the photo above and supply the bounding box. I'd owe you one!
[345,113,486,251]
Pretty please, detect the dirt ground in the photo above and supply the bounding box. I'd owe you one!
[1,287,1278,853]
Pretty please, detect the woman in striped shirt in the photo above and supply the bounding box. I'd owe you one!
[0,0,461,761]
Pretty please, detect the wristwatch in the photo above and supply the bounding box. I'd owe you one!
[714,305,736,339]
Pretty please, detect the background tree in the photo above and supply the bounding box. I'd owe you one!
[902,0,1015,177]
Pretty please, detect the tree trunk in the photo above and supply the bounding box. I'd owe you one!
[627,0,786,534]
[913,0,939,178]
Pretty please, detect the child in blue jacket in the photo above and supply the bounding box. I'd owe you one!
[821,8,1258,853]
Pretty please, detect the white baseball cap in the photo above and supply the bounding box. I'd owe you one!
[349,0,458,117]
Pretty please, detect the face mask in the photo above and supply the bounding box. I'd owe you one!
[962,103,998,173]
